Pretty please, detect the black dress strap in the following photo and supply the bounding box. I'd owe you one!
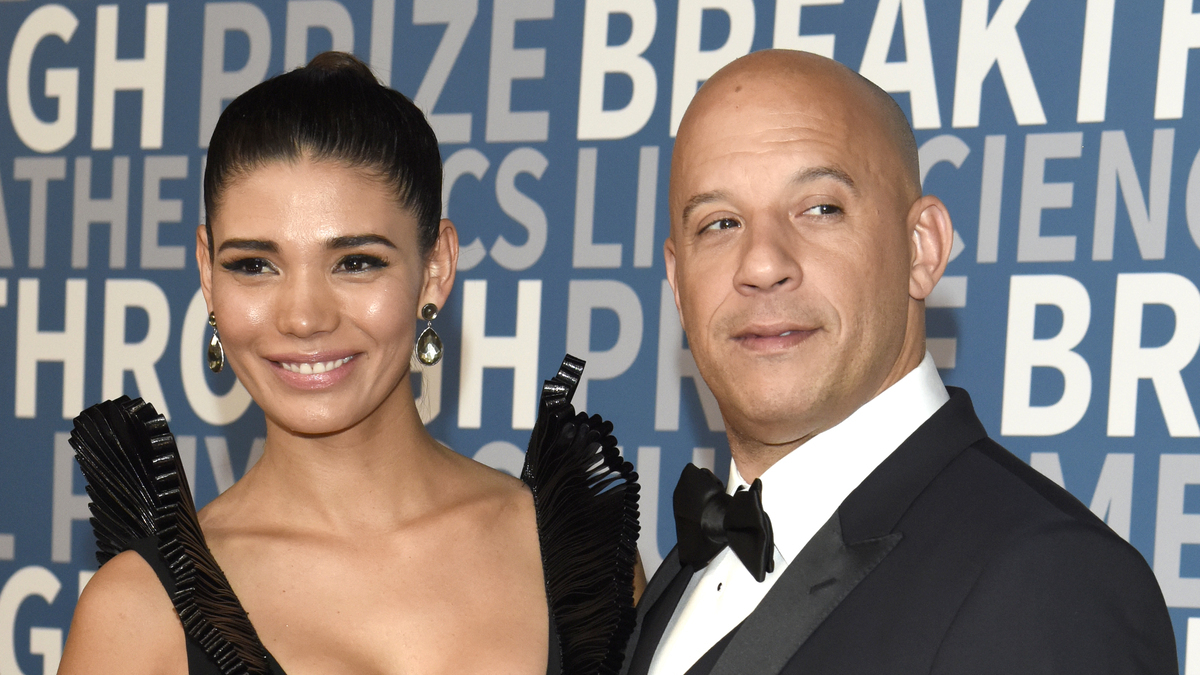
[123,538,254,674]
[523,355,641,675]
[71,397,278,675]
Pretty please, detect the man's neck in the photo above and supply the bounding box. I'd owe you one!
[724,348,937,484]
[726,429,813,484]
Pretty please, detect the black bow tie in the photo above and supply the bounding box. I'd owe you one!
[673,463,775,582]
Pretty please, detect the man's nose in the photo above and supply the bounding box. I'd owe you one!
[276,269,339,338]
[732,217,802,293]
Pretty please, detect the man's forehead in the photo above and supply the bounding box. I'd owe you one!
[677,64,872,165]
[680,105,851,160]
[672,88,868,192]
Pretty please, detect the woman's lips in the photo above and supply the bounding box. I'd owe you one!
[267,354,358,389]
[278,357,353,374]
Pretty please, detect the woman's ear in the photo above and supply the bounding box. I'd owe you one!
[421,219,459,311]
[196,224,214,310]
[907,195,954,301]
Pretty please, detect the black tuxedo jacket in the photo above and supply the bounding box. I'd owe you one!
[625,388,1177,675]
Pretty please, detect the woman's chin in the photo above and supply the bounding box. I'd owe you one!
[263,407,360,438]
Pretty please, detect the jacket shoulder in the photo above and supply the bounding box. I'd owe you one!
[922,438,1177,674]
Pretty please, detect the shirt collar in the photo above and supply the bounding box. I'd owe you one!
[729,351,949,563]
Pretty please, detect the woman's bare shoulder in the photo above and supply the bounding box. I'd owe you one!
[438,443,528,496]
[58,549,187,675]
[467,454,537,515]
[438,449,540,548]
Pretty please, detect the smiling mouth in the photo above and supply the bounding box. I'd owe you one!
[278,357,353,374]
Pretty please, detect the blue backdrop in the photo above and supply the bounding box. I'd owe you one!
[2,0,1200,672]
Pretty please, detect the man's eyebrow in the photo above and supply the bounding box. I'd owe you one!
[791,166,858,194]
[329,234,397,249]
[217,238,277,254]
[680,190,729,225]
[679,167,858,225]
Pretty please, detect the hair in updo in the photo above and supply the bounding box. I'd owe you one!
[204,51,442,255]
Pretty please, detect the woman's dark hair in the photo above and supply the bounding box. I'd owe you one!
[204,52,442,255]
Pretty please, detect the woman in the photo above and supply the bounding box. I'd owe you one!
[59,52,638,675]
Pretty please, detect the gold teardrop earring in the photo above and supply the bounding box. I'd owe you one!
[207,312,225,373]
[416,303,443,366]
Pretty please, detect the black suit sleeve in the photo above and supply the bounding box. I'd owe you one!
[930,521,1177,675]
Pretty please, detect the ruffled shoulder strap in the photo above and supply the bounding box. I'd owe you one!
[71,396,275,675]
[523,356,641,675]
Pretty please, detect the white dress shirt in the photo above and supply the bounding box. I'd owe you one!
[647,352,950,675]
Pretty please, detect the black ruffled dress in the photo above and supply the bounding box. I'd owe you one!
[69,355,639,675]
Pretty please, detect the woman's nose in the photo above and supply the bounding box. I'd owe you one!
[276,270,339,338]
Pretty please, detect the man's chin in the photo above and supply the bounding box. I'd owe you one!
[716,365,824,404]
[729,398,824,442]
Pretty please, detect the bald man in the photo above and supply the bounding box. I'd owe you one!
[624,50,1176,675]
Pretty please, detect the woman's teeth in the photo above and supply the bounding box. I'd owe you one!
[280,357,352,374]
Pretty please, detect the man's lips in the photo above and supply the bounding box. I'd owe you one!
[732,325,818,350]
[738,329,807,338]
[733,324,817,340]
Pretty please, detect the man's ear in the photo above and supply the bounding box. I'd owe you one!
[420,219,459,312]
[907,196,954,301]
[663,235,686,332]
[196,224,214,310]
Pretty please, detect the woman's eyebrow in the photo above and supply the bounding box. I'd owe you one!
[329,234,397,249]
[218,238,278,253]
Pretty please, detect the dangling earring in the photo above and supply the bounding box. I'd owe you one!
[207,312,225,373]
[416,303,443,366]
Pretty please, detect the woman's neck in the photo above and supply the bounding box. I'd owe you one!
[231,389,458,535]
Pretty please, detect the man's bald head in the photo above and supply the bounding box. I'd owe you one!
[674,50,921,212]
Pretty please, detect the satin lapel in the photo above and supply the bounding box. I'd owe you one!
[707,513,901,675]
[638,548,683,614]
[625,549,694,675]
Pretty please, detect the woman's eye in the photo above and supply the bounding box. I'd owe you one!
[702,217,740,232]
[221,257,274,275]
[337,254,388,273]
[803,204,842,216]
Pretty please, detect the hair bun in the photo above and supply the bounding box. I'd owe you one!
[304,51,378,84]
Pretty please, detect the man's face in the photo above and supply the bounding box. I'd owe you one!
[666,65,920,450]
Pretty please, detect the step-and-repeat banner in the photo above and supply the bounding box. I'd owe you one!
[2,0,1200,671]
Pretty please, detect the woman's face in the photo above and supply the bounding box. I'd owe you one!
[198,159,455,436]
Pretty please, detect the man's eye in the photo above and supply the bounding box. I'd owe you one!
[702,218,740,232]
[221,257,273,275]
[337,254,388,273]
[803,204,842,216]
